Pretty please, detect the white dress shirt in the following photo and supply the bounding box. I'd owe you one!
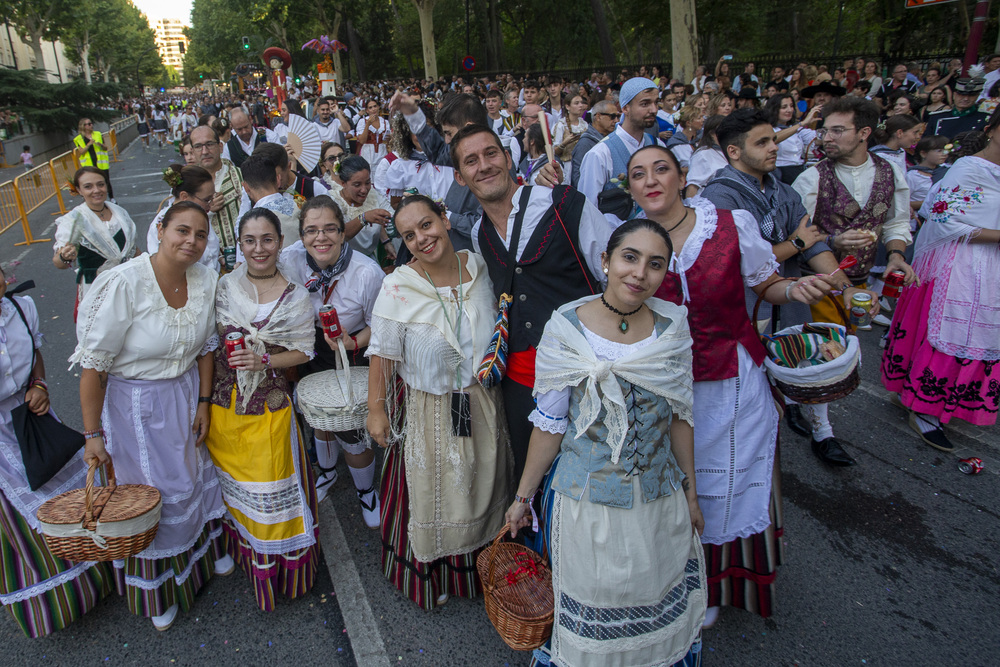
[221,127,280,162]
[578,125,663,227]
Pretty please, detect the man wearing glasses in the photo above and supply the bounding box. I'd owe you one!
[191,125,244,270]
[791,96,915,466]
[569,100,619,188]
[578,77,663,225]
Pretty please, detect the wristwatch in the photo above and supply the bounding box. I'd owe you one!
[790,235,806,252]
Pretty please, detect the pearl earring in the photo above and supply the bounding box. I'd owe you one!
[603,267,609,274]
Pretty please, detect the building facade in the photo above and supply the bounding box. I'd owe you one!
[0,23,81,84]
[154,18,189,71]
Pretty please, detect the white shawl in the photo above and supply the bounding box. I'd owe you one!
[534,296,694,464]
[56,202,137,273]
[215,263,315,409]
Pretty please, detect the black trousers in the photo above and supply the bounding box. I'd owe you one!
[501,375,536,483]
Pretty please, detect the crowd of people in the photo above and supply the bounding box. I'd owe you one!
[1,53,997,666]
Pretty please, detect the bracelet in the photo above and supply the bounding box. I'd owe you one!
[198,396,212,404]
[361,211,367,225]
[513,492,533,504]
[29,378,48,392]
[83,428,105,440]
[784,280,796,301]
[349,334,359,350]
[261,352,271,368]
[887,248,906,260]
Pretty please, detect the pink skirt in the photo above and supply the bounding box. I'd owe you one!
[881,279,1000,425]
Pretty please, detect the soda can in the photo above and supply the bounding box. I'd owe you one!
[225,332,245,358]
[958,457,984,475]
[319,305,342,338]
[850,293,872,328]
[223,247,237,271]
[883,270,905,299]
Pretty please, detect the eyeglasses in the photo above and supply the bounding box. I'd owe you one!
[302,225,343,239]
[598,113,621,120]
[816,126,857,139]
[239,236,278,248]
[192,141,220,151]
[324,155,343,164]
[84,122,94,126]
[193,193,214,206]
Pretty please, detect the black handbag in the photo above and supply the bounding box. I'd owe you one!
[596,186,636,220]
[5,284,85,491]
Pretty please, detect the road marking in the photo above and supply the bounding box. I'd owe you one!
[319,502,391,667]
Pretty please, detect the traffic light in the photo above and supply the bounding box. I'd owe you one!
[294,76,301,84]
[199,74,204,79]
[242,36,250,50]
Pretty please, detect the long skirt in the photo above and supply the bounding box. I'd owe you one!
[531,461,706,667]
[882,279,1000,425]
[206,390,320,611]
[0,395,115,637]
[103,367,227,618]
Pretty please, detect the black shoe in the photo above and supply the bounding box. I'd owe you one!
[784,405,812,438]
[908,413,955,452]
[811,437,857,466]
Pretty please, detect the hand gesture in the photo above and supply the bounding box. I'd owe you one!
[210,192,226,213]
[388,90,419,116]
[366,409,391,448]
[789,273,839,305]
[534,161,564,188]
[504,500,532,538]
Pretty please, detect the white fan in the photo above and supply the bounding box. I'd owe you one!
[284,114,322,173]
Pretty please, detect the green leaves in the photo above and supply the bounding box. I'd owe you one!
[0,69,121,133]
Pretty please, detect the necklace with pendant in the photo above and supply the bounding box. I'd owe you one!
[600,294,643,334]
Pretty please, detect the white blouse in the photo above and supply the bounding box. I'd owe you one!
[280,241,384,335]
[774,126,816,168]
[0,296,43,400]
[146,197,222,272]
[70,254,218,380]
[383,157,455,201]
[552,117,588,147]
[685,148,728,192]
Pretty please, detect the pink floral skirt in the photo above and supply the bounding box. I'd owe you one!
[881,279,1000,425]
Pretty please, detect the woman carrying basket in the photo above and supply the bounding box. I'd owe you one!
[505,219,705,666]
[205,208,319,611]
[367,196,511,610]
[281,196,385,525]
[626,146,835,628]
[0,266,114,638]
[72,201,230,632]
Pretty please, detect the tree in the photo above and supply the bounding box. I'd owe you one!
[0,68,122,133]
[670,0,698,83]
[411,0,438,80]
[0,0,73,79]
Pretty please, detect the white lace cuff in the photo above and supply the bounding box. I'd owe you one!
[529,408,568,435]
[69,349,114,372]
[304,350,317,360]
[744,258,779,288]
[201,335,220,356]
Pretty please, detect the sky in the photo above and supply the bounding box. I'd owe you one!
[133,0,193,25]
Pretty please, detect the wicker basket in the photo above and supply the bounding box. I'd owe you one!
[752,293,861,404]
[296,339,369,432]
[36,458,161,562]
[476,523,554,651]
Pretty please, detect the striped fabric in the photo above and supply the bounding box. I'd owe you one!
[476,294,513,389]
[703,447,785,618]
[0,490,114,638]
[112,520,226,618]
[765,324,847,369]
[223,445,320,612]
[379,442,481,610]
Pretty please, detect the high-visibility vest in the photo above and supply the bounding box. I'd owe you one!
[74,131,110,170]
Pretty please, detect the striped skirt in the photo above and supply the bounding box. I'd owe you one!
[0,490,114,638]
[379,441,480,611]
[703,451,785,618]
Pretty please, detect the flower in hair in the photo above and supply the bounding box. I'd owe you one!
[332,156,344,174]
[66,180,79,196]
[162,167,184,188]
[610,172,629,192]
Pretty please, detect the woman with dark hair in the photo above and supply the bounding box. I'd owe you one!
[52,167,138,312]
[328,155,395,259]
[520,123,556,186]
[146,164,221,271]
[0,264,114,637]
[882,108,1000,452]
[319,141,346,190]
[504,217,705,665]
[685,114,728,197]
[281,196,385,522]
[917,65,953,105]
[766,94,821,184]
[367,195,510,610]
[627,145,834,628]
[356,99,391,166]
[72,201,229,631]
[920,86,950,122]
[869,114,922,171]
[205,208,318,611]
[137,105,151,150]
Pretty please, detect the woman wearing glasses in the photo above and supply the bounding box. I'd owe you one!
[204,208,319,611]
[319,141,346,190]
[146,164,222,272]
[281,196,385,525]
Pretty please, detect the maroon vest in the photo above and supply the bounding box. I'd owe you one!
[655,209,767,382]
[813,155,895,280]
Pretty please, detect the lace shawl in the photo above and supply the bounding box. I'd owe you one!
[534,295,694,464]
[55,202,137,271]
[215,264,315,409]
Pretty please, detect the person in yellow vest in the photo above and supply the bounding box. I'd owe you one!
[73,118,113,200]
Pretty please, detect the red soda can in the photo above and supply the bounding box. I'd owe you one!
[319,305,342,338]
[225,332,245,358]
[958,457,984,475]
[883,270,905,299]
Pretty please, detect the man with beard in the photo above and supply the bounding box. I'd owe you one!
[792,97,915,465]
[313,97,352,148]
[701,109,880,461]
[578,77,663,225]
[189,125,243,270]
[451,124,609,479]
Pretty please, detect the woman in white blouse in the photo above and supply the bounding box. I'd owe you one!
[355,99,391,166]
[53,167,139,316]
[72,201,229,632]
[367,196,510,610]
[281,196,385,523]
[329,156,395,261]
[765,94,821,185]
[146,164,221,272]
[0,267,114,638]
[684,114,729,198]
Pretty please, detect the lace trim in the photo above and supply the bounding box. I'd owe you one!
[202,334,220,355]
[130,517,225,563]
[68,266,124,370]
[120,524,223,587]
[0,560,97,604]
[744,260,778,289]
[529,408,568,434]
[581,325,657,359]
[217,471,304,524]
[224,514,318,555]
[674,198,718,274]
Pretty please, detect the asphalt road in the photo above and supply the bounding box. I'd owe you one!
[1,140,998,666]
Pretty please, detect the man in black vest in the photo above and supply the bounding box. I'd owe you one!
[224,108,277,169]
[452,124,611,478]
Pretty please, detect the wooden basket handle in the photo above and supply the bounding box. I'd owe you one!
[84,457,117,524]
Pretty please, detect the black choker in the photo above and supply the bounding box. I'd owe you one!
[247,269,278,280]
[600,294,643,334]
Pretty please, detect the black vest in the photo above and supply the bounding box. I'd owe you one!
[477,185,598,351]
[292,174,316,199]
[227,130,268,169]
